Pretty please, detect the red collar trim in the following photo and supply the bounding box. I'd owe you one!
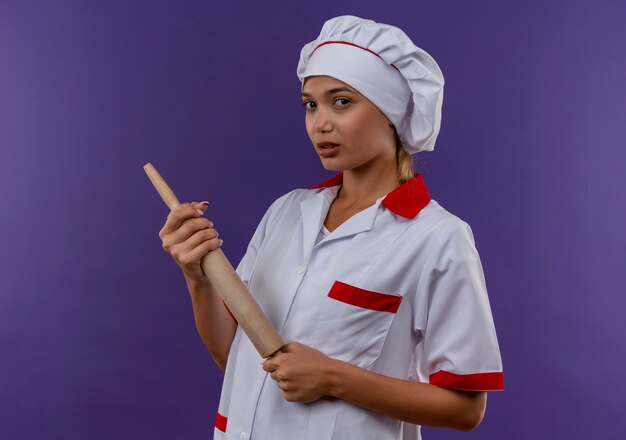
[307,173,431,219]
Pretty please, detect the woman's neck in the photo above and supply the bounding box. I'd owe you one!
[336,164,402,207]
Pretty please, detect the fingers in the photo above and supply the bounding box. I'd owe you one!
[158,200,224,271]
[262,350,286,372]
[159,203,207,239]
[186,225,219,248]
[262,357,276,373]
[266,362,286,384]
[162,217,214,250]
[263,355,297,398]
[172,229,222,266]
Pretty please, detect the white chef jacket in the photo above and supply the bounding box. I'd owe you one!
[214,173,503,440]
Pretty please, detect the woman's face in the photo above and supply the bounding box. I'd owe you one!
[302,75,396,173]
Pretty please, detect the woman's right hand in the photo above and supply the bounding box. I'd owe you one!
[158,201,222,282]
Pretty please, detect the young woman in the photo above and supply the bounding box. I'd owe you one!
[159,15,503,440]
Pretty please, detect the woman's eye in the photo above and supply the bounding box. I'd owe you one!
[302,99,349,110]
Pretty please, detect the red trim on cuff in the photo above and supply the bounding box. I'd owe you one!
[222,301,238,324]
[215,411,228,433]
[328,281,403,313]
[429,370,504,391]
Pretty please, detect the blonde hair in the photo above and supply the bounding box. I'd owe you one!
[395,130,415,183]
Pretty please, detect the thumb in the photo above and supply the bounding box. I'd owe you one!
[282,342,297,353]
[191,200,210,213]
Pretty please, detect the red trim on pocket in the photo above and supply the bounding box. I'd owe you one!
[215,411,228,433]
[223,301,238,324]
[429,370,504,391]
[327,281,403,313]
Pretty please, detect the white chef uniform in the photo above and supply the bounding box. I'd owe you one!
[213,172,504,440]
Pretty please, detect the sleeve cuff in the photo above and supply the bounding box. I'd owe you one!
[429,370,504,391]
[215,411,228,433]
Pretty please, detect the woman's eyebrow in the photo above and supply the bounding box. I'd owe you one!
[301,87,357,98]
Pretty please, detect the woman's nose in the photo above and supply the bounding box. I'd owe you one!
[313,108,333,133]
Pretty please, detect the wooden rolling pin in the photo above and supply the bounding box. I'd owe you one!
[143,162,284,358]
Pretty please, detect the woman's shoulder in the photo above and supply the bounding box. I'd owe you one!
[269,186,319,207]
[261,185,325,221]
[417,198,469,227]
[269,180,335,207]
[410,198,477,246]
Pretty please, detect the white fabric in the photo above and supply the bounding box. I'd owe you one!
[315,224,330,246]
[297,15,445,154]
[214,182,502,440]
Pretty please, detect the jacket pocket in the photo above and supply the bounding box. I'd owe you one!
[311,281,403,368]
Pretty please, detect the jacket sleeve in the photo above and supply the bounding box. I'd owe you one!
[418,219,504,391]
[220,196,283,324]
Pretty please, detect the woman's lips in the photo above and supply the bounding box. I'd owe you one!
[317,144,340,157]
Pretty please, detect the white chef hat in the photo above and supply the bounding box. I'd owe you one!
[297,15,445,154]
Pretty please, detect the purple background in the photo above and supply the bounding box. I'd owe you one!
[1,1,624,439]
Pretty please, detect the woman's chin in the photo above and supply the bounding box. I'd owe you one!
[319,158,350,172]
[319,161,341,171]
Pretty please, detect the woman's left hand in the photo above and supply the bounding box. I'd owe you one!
[262,341,335,403]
